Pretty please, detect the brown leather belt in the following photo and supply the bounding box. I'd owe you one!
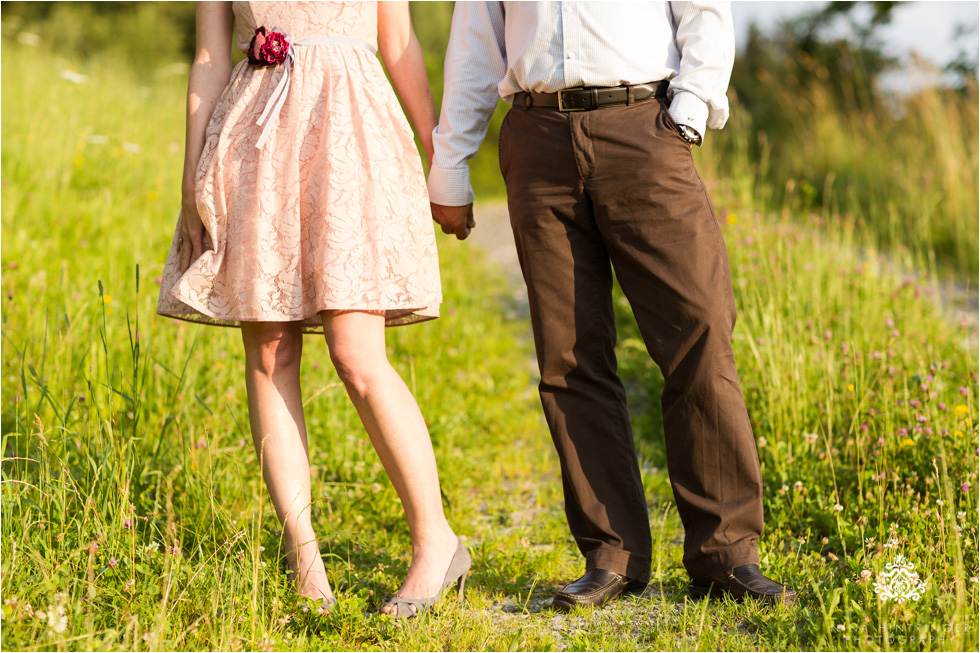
[514,80,669,112]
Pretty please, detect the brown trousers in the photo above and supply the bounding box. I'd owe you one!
[498,96,764,581]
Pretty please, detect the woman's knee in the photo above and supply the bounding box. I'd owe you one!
[242,323,303,377]
[328,341,388,396]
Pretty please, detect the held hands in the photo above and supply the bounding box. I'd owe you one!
[431,202,475,240]
[178,192,207,273]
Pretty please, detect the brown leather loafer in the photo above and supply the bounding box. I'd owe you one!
[690,564,797,605]
[552,569,644,611]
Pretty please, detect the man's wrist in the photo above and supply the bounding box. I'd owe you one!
[427,164,476,206]
[668,91,709,142]
[677,124,703,146]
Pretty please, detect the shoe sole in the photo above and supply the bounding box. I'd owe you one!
[689,585,798,605]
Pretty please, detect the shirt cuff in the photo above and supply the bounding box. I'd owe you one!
[668,91,709,141]
[427,165,475,207]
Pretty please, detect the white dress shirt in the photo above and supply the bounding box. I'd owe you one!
[428,1,735,207]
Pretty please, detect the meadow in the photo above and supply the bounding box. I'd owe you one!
[2,24,978,653]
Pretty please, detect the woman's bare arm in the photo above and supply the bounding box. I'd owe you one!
[180,1,234,272]
[377,1,437,166]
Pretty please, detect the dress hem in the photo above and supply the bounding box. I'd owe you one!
[160,289,440,333]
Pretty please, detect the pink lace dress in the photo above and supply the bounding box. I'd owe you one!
[157,1,441,332]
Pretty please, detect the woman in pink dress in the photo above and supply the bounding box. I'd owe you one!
[157,1,467,616]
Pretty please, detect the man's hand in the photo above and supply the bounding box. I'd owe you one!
[431,202,475,240]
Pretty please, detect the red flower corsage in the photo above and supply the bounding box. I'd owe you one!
[248,27,289,66]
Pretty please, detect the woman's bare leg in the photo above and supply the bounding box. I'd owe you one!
[241,321,334,606]
[320,311,457,613]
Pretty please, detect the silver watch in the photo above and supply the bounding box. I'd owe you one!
[677,124,702,146]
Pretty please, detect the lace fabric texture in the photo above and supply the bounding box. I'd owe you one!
[157,1,441,332]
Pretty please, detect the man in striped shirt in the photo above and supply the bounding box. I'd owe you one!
[428,1,796,610]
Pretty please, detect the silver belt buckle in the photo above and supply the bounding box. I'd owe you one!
[557,87,585,112]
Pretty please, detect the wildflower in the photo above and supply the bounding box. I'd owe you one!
[123,579,135,593]
[885,318,894,329]
[757,437,767,448]
[109,557,118,568]
[60,69,89,84]
[954,405,970,417]
[958,512,966,521]
[961,483,971,492]
[794,481,804,491]
[833,504,844,511]
[726,213,737,225]
[824,330,833,341]
[959,386,969,396]
[124,519,133,530]
[858,569,872,584]
[847,384,854,392]
[856,516,868,526]
[778,484,788,496]
[43,596,68,634]
[900,438,915,447]
[836,624,845,632]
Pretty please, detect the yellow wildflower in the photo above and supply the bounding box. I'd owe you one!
[899,438,915,447]
[726,213,737,225]
[955,405,970,417]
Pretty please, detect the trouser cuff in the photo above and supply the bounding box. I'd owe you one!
[586,549,651,584]
[684,540,760,578]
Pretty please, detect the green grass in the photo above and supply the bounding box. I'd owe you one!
[2,39,978,651]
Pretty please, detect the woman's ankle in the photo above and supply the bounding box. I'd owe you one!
[411,520,457,551]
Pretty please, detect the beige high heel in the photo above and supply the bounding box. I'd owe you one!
[383,537,471,618]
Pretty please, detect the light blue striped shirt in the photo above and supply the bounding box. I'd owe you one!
[428,1,735,206]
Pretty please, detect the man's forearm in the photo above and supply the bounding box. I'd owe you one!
[668,1,735,138]
[428,1,508,206]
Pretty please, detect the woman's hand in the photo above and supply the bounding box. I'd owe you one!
[178,189,206,272]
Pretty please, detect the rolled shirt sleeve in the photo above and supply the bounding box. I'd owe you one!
[428,1,508,207]
[667,1,735,137]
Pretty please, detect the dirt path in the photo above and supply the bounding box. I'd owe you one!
[469,201,529,319]
[467,201,978,346]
